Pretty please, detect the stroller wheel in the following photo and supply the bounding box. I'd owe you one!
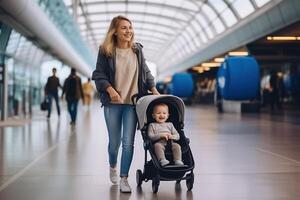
[152,175,160,193]
[136,169,143,187]
[186,172,194,191]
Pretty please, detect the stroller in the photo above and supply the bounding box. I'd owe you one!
[135,94,195,193]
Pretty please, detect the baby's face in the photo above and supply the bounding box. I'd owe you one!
[152,105,169,123]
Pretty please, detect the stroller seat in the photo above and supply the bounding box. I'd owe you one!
[135,95,195,193]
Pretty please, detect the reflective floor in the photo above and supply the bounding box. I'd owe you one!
[1,102,300,199]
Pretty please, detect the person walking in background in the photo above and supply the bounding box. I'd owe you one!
[62,68,84,125]
[92,15,159,193]
[45,67,61,118]
[82,78,94,108]
[269,70,281,110]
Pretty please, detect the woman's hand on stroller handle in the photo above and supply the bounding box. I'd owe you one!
[150,87,160,95]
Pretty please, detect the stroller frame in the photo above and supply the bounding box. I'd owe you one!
[135,95,195,193]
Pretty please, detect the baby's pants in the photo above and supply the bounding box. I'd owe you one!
[154,141,182,161]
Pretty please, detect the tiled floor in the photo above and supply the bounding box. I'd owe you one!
[1,102,300,199]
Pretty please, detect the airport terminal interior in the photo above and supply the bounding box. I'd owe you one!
[1,0,300,199]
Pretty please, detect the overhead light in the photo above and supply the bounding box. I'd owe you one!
[214,57,225,62]
[228,51,248,56]
[201,62,221,67]
[192,66,202,70]
[197,68,204,73]
[267,36,297,41]
[191,66,206,73]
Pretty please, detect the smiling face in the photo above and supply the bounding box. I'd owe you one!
[115,19,133,45]
[152,104,169,123]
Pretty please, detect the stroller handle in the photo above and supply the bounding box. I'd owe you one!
[131,93,153,105]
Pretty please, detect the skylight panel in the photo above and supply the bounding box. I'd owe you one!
[89,14,104,21]
[212,18,225,34]
[145,5,164,15]
[163,0,183,7]
[84,0,107,2]
[196,13,209,27]
[181,1,198,11]
[191,20,203,32]
[127,3,146,12]
[221,9,237,27]
[77,16,86,23]
[208,0,227,12]
[205,26,214,39]
[255,0,271,7]
[202,4,217,21]
[86,4,107,13]
[143,15,160,23]
[232,0,255,18]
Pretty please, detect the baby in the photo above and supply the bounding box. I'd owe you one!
[148,103,184,166]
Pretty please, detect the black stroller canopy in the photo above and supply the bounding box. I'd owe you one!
[136,95,185,130]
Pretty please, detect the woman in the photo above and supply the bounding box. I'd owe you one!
[92,15,159,193]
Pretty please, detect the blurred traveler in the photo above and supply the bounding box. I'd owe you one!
[62,68,84,125]
[269,70,281,110]
[92,15,159,193]
[82,78,94,108]
[261,74,270,107]
[45,67,61,118]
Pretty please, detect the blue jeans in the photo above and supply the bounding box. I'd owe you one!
[47,92,60,117]
[104,104,137,177]
[67,99,79,123]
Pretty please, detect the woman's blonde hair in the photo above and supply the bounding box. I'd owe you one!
[100,15,135,57]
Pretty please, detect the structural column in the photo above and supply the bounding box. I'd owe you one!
[0,23,12,121]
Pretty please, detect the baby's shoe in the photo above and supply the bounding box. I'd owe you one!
[174,160,184,165]
[160,159,170,166]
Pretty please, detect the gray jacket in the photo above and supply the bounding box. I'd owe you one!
[92,43,155,106]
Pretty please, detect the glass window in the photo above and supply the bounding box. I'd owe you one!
[221,9,237,27]
[255,0,271,7]
[205,26,214,39]
[202,4,217,21]
[86,4,107,13]
[182,31,196,51]
[6,32,21,55]
[181,1,199,11]
[186,26,196,39]
[212,18,225,34]
[89,14,106,21]
[208,0,227,12]
[79,24,86,30]
[232,0,255,18]
[77,16,86,23]
[164,0,184,7]
[145,6,164,15]
[191,19,203,33]
[197,13,209,28]
[199,32,208,43]
[63,0,71,6]
[128,3,145,12]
